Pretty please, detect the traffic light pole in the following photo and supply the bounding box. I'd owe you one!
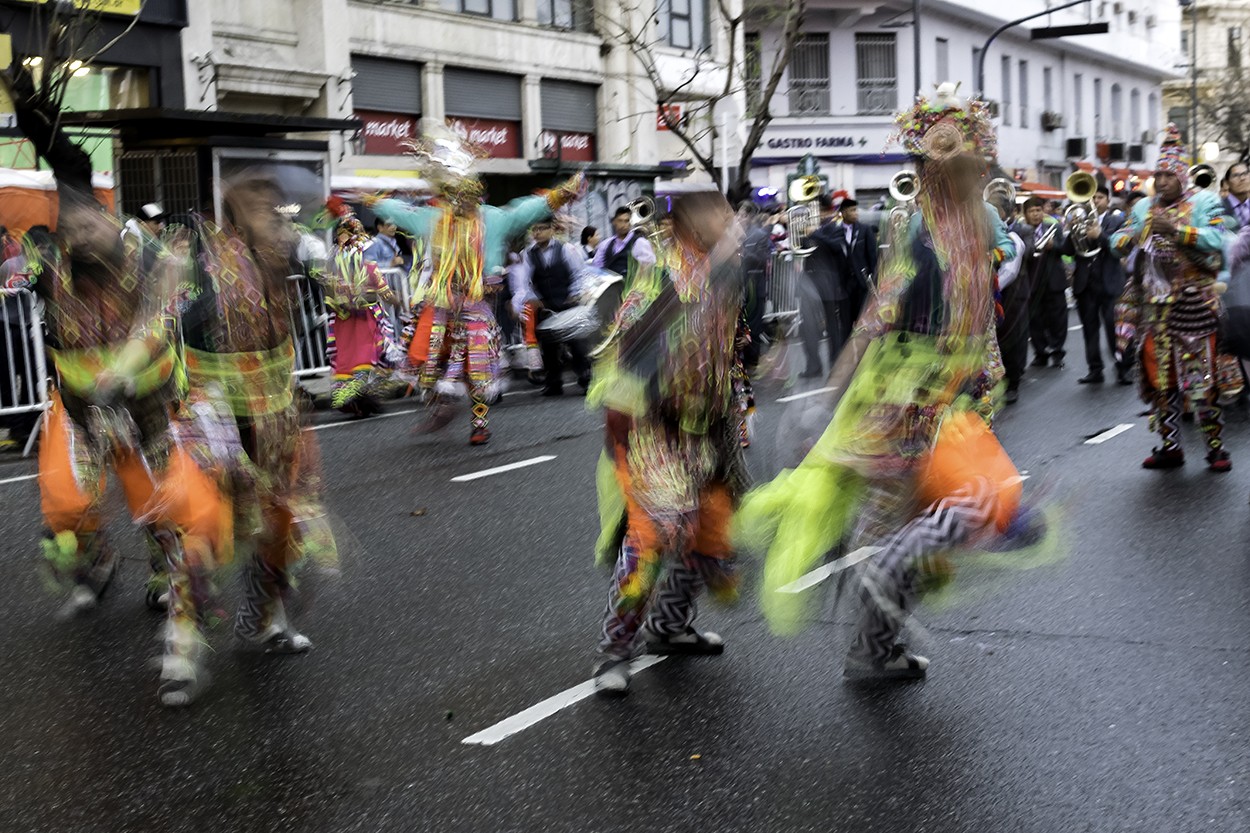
[975,0,1092,99]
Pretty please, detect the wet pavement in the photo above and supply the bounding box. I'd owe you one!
[1,322,1248,832]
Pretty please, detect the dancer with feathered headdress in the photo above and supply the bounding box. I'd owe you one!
[367,123,584,445]
[736,83,1048,681]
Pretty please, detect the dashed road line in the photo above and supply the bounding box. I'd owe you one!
[1084,423,1135,445]
[777,546,882,594]
[450,454,558,482]
[307,408,418,431]
[777,386,838,403]
[461,655,668,746]
[0,473,36,486]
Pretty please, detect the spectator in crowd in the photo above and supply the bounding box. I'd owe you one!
[364,217,405,270]
[120,203,165,273]
[831,198,878,345]
[739,202,770,375]
[1222,161,1250,231]
[797,193,845,377]
[513,219,591,396]
[580,225,600,261]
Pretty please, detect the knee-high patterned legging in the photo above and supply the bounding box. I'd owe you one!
[848,477,998,664]
[1153,388,1223,451]
[599,541,736,659]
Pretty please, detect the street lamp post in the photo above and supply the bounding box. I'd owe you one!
[975,0,1093,99]
[1189,0,1199,147]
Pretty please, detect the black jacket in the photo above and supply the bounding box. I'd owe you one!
[832,221,878,298]
[1016,219,1068,293]
[1063,210,1126,298]
[801,220,844,301]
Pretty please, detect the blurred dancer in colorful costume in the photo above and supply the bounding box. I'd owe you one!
[736,84,1037,680]
[324,205,402,416]
[1111,125,1237,472]
[178,175,337,690]
[589,189,748,695]
[370,124,584,445]
[6,70,227,707]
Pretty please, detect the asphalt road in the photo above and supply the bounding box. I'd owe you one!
[1,321,1248,833]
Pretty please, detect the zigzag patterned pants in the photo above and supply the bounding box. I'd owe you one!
[599,542,735,659]
[847,477,998,665]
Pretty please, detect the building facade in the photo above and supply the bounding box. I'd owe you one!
[1163,0,1250,169]
[177,0,740,230]
[750,0,1183,202]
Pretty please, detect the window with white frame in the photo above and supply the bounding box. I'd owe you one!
[537,0,594,32]
[855,33,897,115]
[935,37,949,82]
[1093,77,1102,138]
[1043,66,1053,113]
[1110,83,1123,139]
[972,46,982,89]
[657,0,709,51]
[1073,73,1083,132]
[745,32,763,117]
[1001,55,1012,126]
[440,0,516,21]
[1148,92,1159,136]
[790,33,831,116]
[1130,88,1141,139]
[1230,26,1243,69]
[1018,59,1028,127]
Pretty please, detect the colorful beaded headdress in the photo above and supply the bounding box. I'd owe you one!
[407,120,487,200]
[890,82,996,162]
[1155,123,1188,182]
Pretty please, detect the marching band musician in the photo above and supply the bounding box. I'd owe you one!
[1018,196,1069,370]
[1063,185,1129,385]
[1112,124,1236,472]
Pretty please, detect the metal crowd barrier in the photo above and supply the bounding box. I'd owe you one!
[0,288,50,457]
[287,274,332,378]
[765,251,803,338]
[378,267,414,341]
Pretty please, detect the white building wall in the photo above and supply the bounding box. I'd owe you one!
[752,0,1182,200]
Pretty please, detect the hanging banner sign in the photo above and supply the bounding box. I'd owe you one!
[447,117,522,159]
[13,0,142,14]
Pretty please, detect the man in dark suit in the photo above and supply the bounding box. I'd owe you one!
[1062,186,1128,384]
[830,199,878,351]
[798,194,844,377]
[1018,196,1068,368]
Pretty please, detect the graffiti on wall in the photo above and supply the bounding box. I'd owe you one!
[560,177,646,240]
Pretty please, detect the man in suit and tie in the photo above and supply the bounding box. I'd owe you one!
[1018,196,1068,368]
[1063,186,1128,384]
[831,199,878,352]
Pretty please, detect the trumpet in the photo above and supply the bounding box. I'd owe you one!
[1189,164,1216,190]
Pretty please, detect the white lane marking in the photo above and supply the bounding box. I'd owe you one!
[1068,324,1083,331]
[0,473,37,486]
[462,655,668,746]
[777,386,837,403]
[450,454,557,482]
[777,546,882,594]
[307,408,418,432]
[1085,423,1135,445]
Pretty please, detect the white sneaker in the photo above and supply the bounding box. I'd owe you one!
[843,644,929,680]
[642,626,724,656]
[593,658,632,696]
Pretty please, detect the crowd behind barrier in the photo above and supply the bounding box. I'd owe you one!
[766,251,803,337]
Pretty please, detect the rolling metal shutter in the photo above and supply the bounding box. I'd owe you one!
[352,56,422,115]
[540,80,598,133]
[444,68,522,119]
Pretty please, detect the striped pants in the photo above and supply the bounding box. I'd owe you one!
[848,477,998,664]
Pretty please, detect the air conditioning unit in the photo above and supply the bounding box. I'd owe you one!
[1066,137,1088,158]
[1146,14,1156,28]
[1141,130,1153,143]
[1128,11,1137,24]
[1041,111,1065,131]
[1107,141,1126,160]
[1128,144,1145,163]
[1113,2,1123,14]
[985,99,1001,118]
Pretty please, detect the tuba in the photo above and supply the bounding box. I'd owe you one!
[983,177,1017,210]
[1063,171,1099,258]
[1189,164,1216,190]
[787,175,823,257]
[886,170,919,235]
